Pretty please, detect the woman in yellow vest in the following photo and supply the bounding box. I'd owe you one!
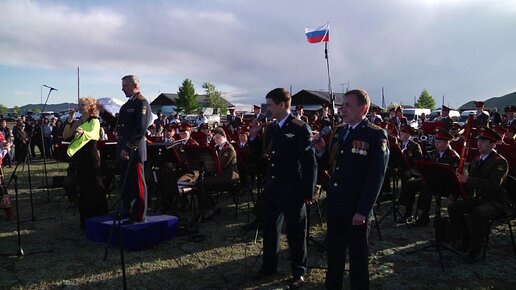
[64,97,108,228]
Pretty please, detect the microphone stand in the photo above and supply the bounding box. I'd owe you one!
[104,147,138,290]
[0,173,53,257]
[6,87,56,223]
[39,122,51,202]
[40,88,52,201]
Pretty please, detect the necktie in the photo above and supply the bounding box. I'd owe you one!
[342,126,353,142]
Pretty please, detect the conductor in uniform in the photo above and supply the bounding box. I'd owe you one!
[249,88,317,289]
[314,89,389,290]
[112,75,152,223]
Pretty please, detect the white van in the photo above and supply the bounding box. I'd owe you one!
[403,108,431,129]
[429,109,460,121]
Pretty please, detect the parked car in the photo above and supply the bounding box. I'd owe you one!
[428,109,460,121]
[456,110,490,126]
[403,108,431,129]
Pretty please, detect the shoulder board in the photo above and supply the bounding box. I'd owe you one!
[336,123,347,129]
[291,118,305,127]
[134,93,145,100]
[265,121,276,129]
[367,123,382,130]
[494,153,505,160]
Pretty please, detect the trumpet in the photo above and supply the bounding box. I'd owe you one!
[451,128,465,142]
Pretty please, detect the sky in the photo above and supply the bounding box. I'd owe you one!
[1,0,516,110]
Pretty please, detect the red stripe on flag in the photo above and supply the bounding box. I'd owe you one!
[307,35,329,43]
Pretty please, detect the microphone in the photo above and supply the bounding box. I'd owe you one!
[305,126,331,151]
[43,85,58,91]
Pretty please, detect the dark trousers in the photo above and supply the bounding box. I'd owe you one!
[261,200,307,278]
[325,213,370,290]
[448,199,507,250]
[399,178,433,215]
[120,160,147,221]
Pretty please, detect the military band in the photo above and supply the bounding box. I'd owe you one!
[38,79,515,290]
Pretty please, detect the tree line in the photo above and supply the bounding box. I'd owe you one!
[176,79,229,115]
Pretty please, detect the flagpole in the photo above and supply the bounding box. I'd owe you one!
[324,41,336,126]
[382,86,386,109]
[77,66,80,103]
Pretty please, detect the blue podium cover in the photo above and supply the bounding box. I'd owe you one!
[85,213,179,251]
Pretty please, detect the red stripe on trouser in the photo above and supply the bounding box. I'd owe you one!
[136,162,145,220]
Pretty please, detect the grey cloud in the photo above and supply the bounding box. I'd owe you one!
[1,0,516,107]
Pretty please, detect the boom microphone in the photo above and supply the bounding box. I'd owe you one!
[43,85,58,91]
[305,126,331,151]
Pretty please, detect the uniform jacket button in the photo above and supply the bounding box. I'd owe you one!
[340,150,344,154]
[272,176,275,179]
[334,182,338,187]
[336,167,340,170]
[271,163,275,167]
[271,150,275,154]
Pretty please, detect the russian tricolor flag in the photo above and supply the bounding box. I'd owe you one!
[305,23,330,43]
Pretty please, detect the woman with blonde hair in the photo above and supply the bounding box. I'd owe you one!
[64,97,108,228]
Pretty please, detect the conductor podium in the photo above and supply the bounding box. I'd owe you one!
[85,213,179,251]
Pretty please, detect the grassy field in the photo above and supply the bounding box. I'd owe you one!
[0,159,515,289]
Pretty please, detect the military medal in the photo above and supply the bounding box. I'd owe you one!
[359,141,365,155]
[361,142,369,156]
[351,140,358,154]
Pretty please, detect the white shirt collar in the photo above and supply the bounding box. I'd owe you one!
[277,114,290,128]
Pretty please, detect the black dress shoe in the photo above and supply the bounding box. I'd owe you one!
[413,215,429,227]
[122,218,145,225]
[251,268,276,280]
[397,214,413,224]
[463,249,481,264]
[455,239,471,252]
[286,276,305,289]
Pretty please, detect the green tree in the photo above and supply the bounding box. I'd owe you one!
[32,107,42,113]
[13,106,21,115]
[0,104,7,115]
[416,89,436,110]
[176,79,199,114]
[202,82,228,115]
[387,102,400,111]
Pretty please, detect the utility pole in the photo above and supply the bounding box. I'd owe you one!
[339,81,349,93]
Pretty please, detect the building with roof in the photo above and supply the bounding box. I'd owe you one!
[150,93,234,114]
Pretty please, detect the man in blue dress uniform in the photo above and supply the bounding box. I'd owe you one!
[117,75,153,223]
[315,89,389,290]
[249,88,317,289]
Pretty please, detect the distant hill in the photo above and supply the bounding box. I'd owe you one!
[459,91,516,111]
[18,103,78,113]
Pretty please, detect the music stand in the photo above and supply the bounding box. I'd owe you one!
[146,143,182,212]
[98,141,118,161]
[182,145,221,221]
[183,145,221,175]
[406,160,465,272]
[377,143,407,224]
